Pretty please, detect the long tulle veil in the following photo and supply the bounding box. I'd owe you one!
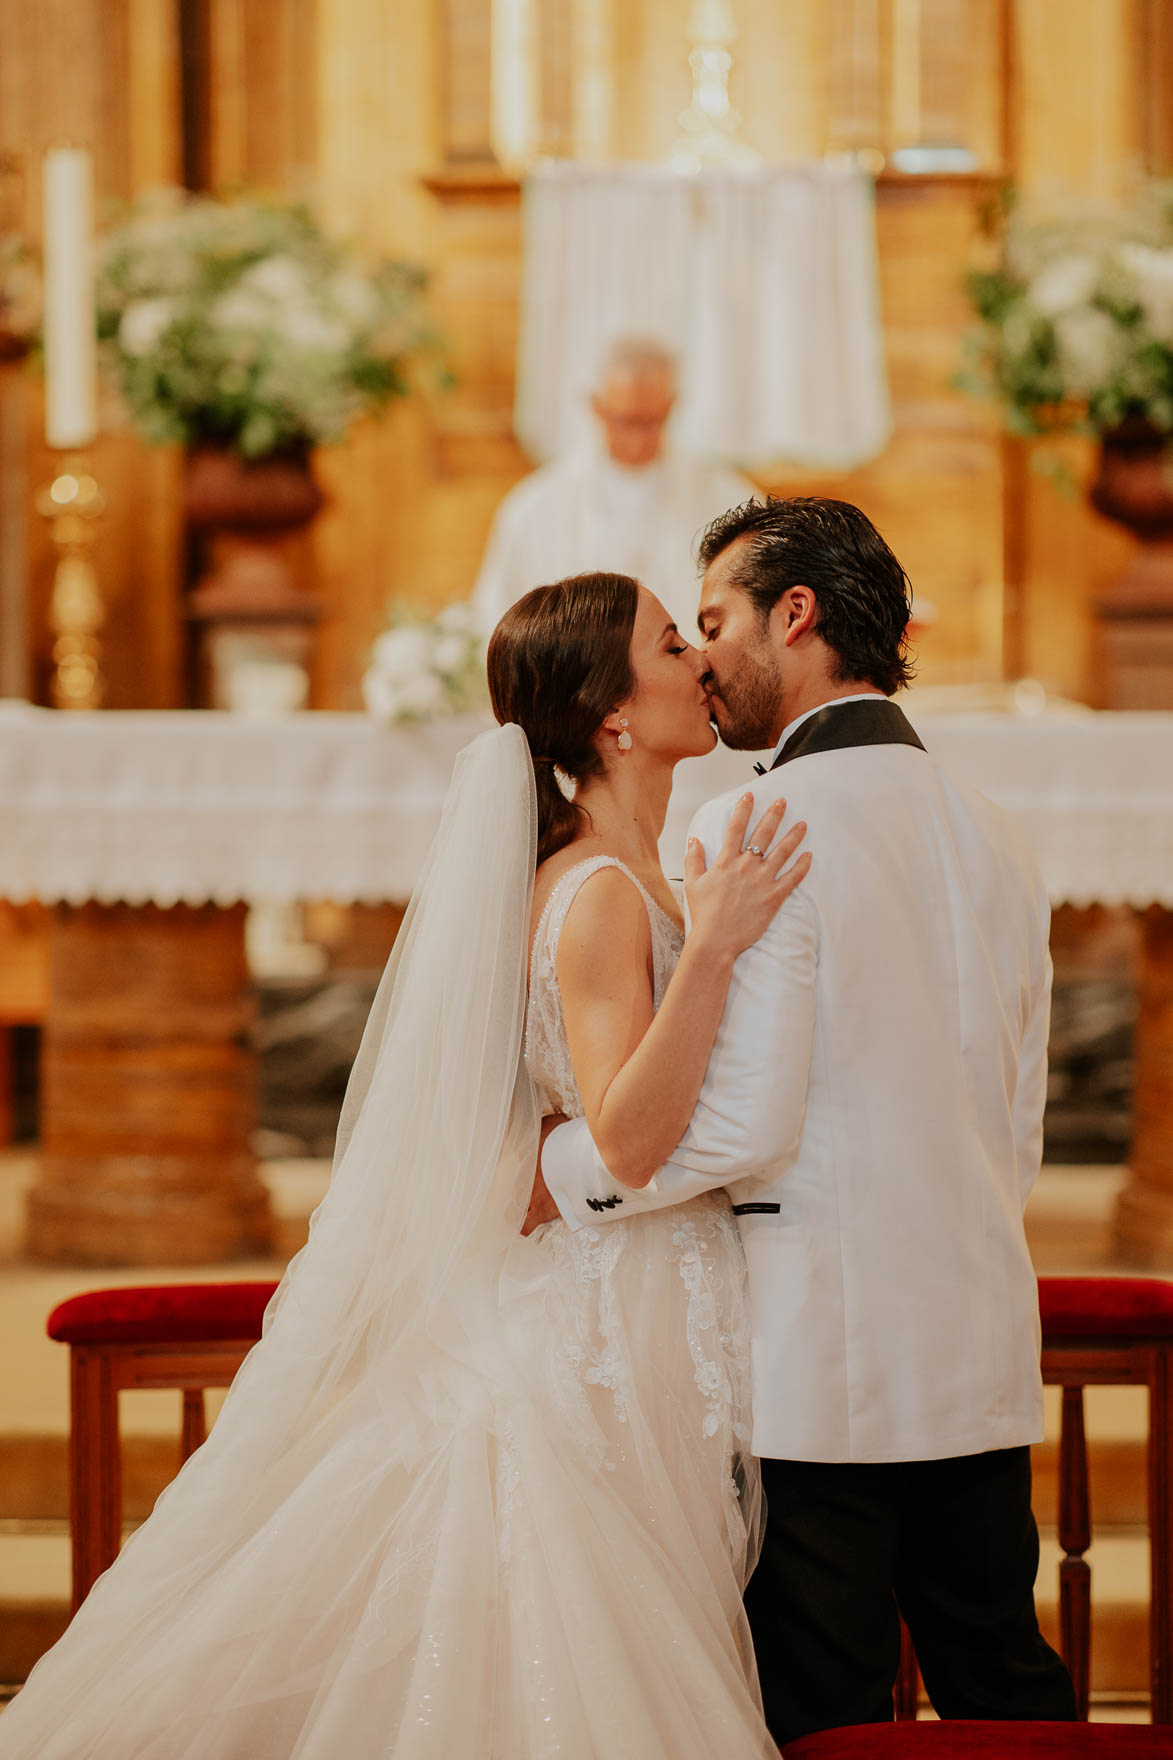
[0,723,544,1757]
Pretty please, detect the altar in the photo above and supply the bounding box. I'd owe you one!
[3,704,1173,1266]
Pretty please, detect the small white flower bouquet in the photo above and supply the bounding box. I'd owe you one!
[362,603,489,725]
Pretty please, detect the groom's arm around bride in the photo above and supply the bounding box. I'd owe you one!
[540,495,1076,1740]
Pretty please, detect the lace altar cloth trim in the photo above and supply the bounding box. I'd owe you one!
[0,708,483,908]
[1,704,1172,908]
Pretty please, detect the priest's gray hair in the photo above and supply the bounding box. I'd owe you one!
[595,335,678,389]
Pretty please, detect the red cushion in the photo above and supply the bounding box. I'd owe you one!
[1039,1276,1173,1342]
[783,1721,1172,1757]
[47,1281,279,1346]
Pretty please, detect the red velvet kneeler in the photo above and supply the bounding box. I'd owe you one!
[784,1720,1173,1757]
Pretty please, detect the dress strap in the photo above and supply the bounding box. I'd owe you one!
[530,856,670,991]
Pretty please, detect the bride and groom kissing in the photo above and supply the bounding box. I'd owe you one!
[0,495,1077,1757]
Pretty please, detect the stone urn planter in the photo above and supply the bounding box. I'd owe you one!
[1090,419,1173,709]
[184,445,325,711]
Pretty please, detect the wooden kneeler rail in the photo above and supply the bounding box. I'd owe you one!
[47,1281,277,1611]
[896,1276,1173,1724]
[47,1275,1173,1719]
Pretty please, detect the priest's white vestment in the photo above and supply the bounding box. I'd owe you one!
[472,445,755,636]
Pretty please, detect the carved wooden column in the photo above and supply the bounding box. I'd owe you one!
[26,902,271,1266]
[1115,907,1173,1267]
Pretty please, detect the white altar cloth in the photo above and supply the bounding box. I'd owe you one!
[1,706,1171,910]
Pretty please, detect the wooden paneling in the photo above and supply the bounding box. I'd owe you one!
[823,0,1004,166]
[202,0,317,191]
[1013,437,1136,706]
[734,0,830,161]
[1013,0,1137,203]
[538,0,575,157]
[440,0,496,163]
[1006,0,1145,702]
[1136,0,1173,175]
[309,0,447,709]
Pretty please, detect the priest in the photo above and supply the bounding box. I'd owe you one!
[472,337,755,634]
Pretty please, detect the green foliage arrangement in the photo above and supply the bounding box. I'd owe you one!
[960,184,1173,438]
[96,190,438,459]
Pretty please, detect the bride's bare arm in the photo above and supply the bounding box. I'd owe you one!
[556,796,809,1189]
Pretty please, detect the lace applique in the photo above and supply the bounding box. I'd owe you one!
[571,1226,631,1427]
[669,1201,754,1446]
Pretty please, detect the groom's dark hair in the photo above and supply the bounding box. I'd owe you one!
[697,496,915,695]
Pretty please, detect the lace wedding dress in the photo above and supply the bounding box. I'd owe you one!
[0,732,771,1759]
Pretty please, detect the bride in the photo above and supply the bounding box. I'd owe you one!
[0,571,809,1759]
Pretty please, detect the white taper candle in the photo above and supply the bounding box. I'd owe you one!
[43,147,97,449]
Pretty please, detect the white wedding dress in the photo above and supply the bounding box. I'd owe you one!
[0,732,772,1759]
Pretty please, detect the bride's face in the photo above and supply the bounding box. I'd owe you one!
[611,587,717,763]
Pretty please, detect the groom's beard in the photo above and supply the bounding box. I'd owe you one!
[706,643,784,751]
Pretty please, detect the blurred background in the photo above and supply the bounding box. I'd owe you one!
[2,0,1173,1721]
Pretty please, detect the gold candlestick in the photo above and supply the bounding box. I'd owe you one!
[36,458,106,709]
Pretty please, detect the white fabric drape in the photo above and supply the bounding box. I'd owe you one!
[516,161,891,469]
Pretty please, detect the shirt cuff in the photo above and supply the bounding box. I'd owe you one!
[542,1120,658,1227]
[541,1118,591,1230]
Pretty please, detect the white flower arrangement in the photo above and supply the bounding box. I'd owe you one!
[95,189,440,458]
[962,184,1173,435]
[362,603,489,726]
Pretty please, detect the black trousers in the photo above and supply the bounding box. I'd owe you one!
[743,1446,1077,1744]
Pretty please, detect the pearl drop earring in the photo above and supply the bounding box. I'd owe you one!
[617,718,632,752]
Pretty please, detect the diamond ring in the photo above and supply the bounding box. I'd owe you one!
[747,845,765,858]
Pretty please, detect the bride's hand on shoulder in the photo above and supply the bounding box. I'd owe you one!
[684,794,810,964]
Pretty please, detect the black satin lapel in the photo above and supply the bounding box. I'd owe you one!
[769,700,926,771]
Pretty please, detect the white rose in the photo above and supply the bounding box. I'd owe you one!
[118,297,175,356]
[328,269,379,328]
[1053,307,1125,396]
[432,634,469,674]
[238,255,310,303]
[435,602,478,635]
[370,627,434,682]
[210,287,272,333]
[1029,254,1098,318]
[277,305,350,353]
[390,670,447,718]
[1114,243,1173,344]
[361,666,404,724]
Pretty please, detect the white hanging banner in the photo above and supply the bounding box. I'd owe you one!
[516,160,891,471]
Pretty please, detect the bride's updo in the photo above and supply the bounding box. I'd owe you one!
[487,572,639,866]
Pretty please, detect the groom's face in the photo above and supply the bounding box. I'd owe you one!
[696,542,785,752]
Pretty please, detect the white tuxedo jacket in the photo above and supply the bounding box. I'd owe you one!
[544,699,1050,1465]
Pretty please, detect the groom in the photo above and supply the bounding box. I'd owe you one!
[531,496,1077,1742]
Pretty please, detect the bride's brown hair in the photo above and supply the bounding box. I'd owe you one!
[487,572,639,866]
